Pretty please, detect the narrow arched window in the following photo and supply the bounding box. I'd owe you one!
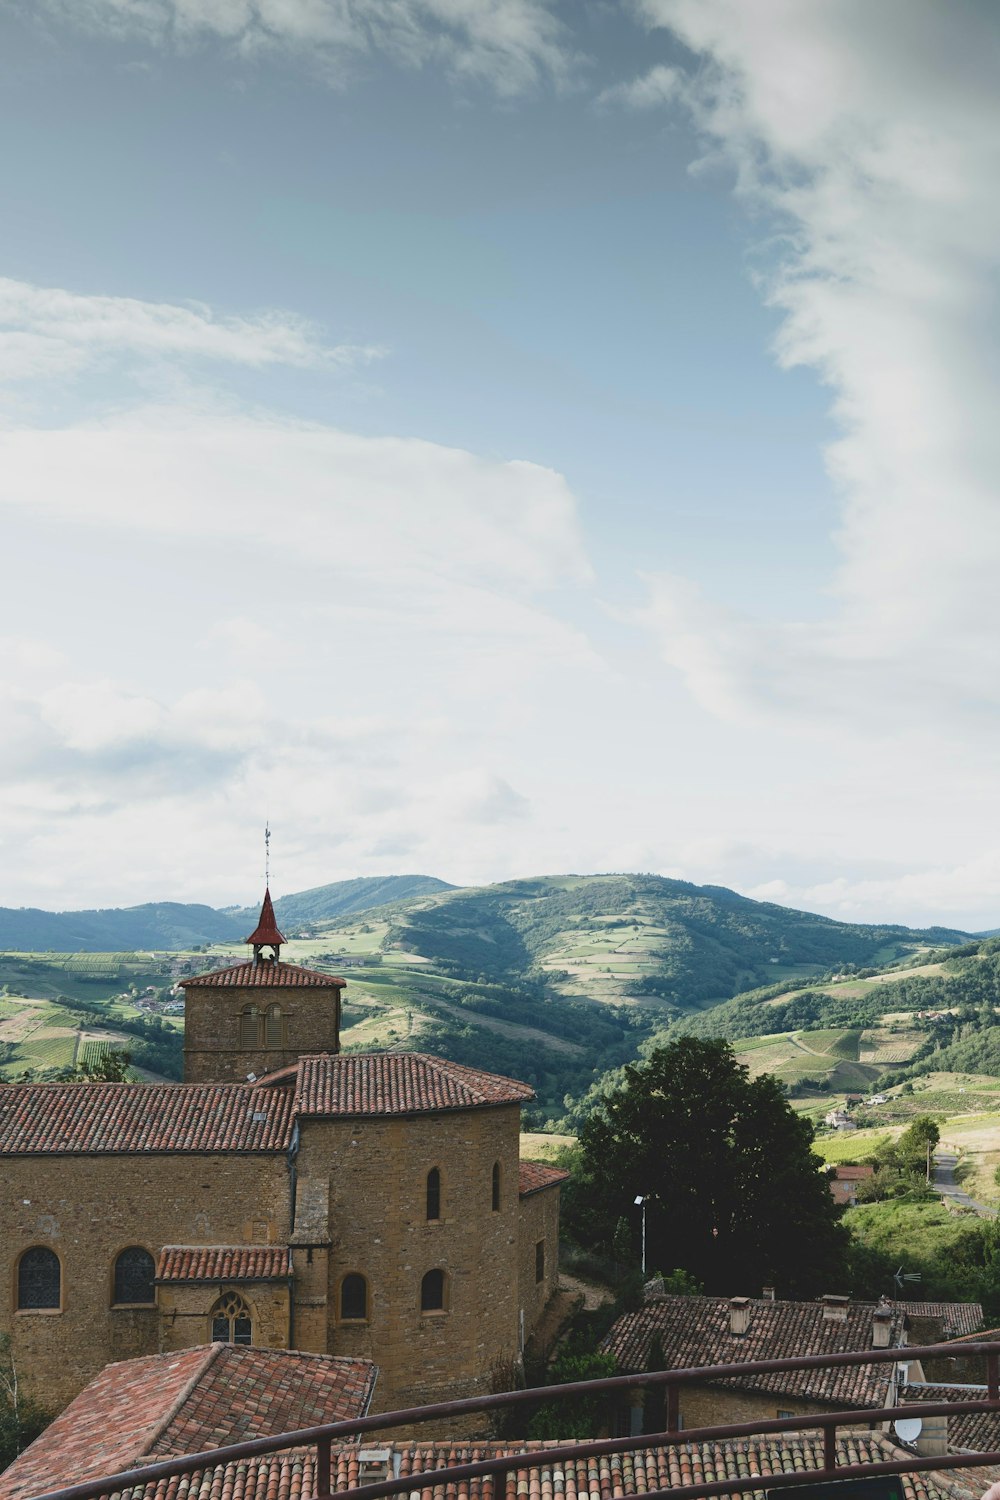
[113,1246,155,1305]
[426,1167,441,1221]
[239,1007,260,1047]
[265,1004,283,1046]
[211,1290,252,1344]
[340,1273,368,1321]
[491,1161,501,1212]
[17,1247,61,1310]
[420,1268,446,1312]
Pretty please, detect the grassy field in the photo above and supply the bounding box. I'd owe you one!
[848,1198,979,1257]
[520,1131,576,1160]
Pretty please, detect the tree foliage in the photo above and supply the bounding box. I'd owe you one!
[0,1334,51,1472]
[564,1037,848,1297]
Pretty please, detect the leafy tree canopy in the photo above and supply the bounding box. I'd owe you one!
[564,1036,848,1297]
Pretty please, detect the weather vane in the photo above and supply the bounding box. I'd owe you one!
[265,822,271,888]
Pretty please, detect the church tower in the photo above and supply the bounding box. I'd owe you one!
[180,888,345,1084]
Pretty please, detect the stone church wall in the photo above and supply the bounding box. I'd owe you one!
[517,1186,561,1349]
[183,982,341,1083]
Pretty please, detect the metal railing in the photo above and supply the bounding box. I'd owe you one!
[26,1340,1000,1500]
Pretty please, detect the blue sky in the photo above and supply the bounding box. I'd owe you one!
[2,0,999,928]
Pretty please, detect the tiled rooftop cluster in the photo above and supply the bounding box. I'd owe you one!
[156,1247,293,1283]
[602,1295,908,1406]
[0,1347,377,1500]
[11,1435,987,1500]
[517,1161,570,1196]
[904,1304,985,1338]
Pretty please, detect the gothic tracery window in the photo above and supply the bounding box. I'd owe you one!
[211,1290,252,1344]
[113,1246,155,1305]
[17,1247,61,1310]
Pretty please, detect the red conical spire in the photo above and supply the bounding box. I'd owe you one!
[245,888,286,960]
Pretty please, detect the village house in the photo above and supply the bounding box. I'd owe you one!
[828,1163,875,1206]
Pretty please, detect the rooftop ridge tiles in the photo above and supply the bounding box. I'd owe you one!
[182,959,345,989]
[292,1051,534,1118]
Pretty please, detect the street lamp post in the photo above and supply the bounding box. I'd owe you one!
[634,1194,647,1277]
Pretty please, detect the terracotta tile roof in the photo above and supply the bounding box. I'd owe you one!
[901,1382,1000,1453]
[831,1165,874,1180]
[183,961,344,989]
[295,1053,534,1117]
[518,1160,570,1196]
[601,1294,907,1407]
[156,1246,292,1283]
[0,1082,294,1155]
[0,1347,377,1500]
[24,1434,982,1500]
[903,1303,984,1337]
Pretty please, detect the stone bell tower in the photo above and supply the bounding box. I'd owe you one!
[181,887,345,1084]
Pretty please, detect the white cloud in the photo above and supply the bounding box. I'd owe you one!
[624,1,1000,733]
[22,0,572,94]
[597,62,681,111]
[0,277,377,384]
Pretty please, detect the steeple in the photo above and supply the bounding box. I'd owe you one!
[245,888,285,964]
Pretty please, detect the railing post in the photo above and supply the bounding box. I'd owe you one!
[666,1383,680,1433]
[823,1421,837,1473]
[316,1435,332,1499]
[989,1353,999,1402]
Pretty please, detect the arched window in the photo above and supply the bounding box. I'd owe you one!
[491,1162,501,1212]
[340,1273,368,1321]
[426,1167,441,1221]
[420,1268,446,1312]
[17,1247,61,1310]
[265,1004,283,1047]
[239,1007,260,1047]
[211,1290,252,1344]
[113,1246,155,1305]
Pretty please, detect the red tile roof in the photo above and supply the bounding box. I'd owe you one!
[831,1164,874,1180]
[518,1160,569,1196]
[601,1294,907,1407]
[156,1246,292,1283]
[901,1382,1000,1453]
[295,1053,534,1117]
[245,887,287,947]
[0,1347,377,1500]
[183,960,344,988]
[903,1302,984,1337]
[0,1082,295,1155]
[15,1434,981,1500]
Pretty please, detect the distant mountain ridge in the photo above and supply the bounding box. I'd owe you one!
[0,875,452,952]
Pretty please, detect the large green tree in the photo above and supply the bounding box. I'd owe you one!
[565,1036,848,1297]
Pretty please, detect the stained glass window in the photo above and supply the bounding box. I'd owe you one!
[113,1246,155,1305]
[18,1247,60,1310]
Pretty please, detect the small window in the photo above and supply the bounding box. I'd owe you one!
[211,1290,252,1344]
[239,1007,260,1047]
[17,1247,61,1311]
[113,1246,155,1305]
[777,1409,794,1420]
[535,1239,545,1284]
[426,1167,441,1221]
[491,1162,501,1212]
[265,1004,283,1047]
[340,1273,368,1321]
[420,1269,446,1312]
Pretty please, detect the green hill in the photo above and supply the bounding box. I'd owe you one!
[0,902,244,953]
[231,875,453,930]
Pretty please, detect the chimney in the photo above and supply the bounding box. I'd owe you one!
[762,1286,776,1302]
[730,1296,751,1336]
[872,1309,893,1348]
[821,1294,850,1322]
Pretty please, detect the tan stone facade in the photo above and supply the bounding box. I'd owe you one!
[182,976,342,1084]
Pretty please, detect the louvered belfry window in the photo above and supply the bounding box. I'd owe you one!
[113,1246,155,1305]
[18,1247,61,1310]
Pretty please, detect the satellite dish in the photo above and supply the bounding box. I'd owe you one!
[894,1418,923,1443]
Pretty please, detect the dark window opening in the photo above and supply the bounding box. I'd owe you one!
[113,1246,155,1305]
[211,1290,252,1344]
[340,1273,368,1321]
[17,1247,61,1310]
[426,1167,441,1221]
[420,1268,445,1312]
[535,1239,545,1284]
[491,1162,501,1212]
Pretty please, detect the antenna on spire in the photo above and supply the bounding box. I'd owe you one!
[265,821,271,888]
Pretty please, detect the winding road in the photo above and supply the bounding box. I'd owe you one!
[932,1149,998,1218]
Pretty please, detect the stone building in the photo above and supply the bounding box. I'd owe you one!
[0,890,566,1418]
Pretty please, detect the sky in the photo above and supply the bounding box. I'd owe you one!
[2,0,1000,929]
